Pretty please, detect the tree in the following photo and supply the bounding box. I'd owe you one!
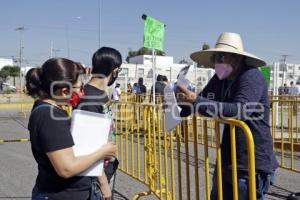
[202,43,210,50]
[0,66,20,86]
[179,59,189,64]
[0,67,10,82]
[9,66,20,86]
[126,49,138,63]
[126,47,165,63]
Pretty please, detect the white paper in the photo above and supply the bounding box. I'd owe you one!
[71,110,112,176]
[164,85,182,132]
[177,65,191,88]
[164,65,193,132]
[219,123,225,141]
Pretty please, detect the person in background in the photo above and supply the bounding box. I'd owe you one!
[127,83,133,94]
[26,58,116,200]
[289,81,298,96]
[136,77,147,102]
[177,32,278,200]
[289,81,298,115]
[296,81,300,95]
[78,47,122,200]
[278,85,284,95]
[132,83,141,94]
[162,75,169,85]
[137,77,147,94]
[151,74,167,95]
[150,74,167,103]
[112,83,121,101]
[283,83,289,95]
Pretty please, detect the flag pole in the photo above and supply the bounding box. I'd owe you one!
[152,48,156,105]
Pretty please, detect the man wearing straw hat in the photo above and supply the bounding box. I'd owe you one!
[176,32,278,200]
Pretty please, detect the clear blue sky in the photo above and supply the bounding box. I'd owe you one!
[0,0,299,66]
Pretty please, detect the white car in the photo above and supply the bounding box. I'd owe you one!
[2,82,16,92]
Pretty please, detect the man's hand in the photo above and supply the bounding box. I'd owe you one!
[100,183,112,200]
[98,174,112,200]
[176,85,197,104]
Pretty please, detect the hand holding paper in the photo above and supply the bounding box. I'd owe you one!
[101,142,117,158]
[176,84,197,104]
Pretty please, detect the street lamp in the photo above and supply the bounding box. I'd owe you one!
[165,67,172,81]
[15,26,25,92]
[66,16,81,58]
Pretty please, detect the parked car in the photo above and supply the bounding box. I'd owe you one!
[2,82,16,93]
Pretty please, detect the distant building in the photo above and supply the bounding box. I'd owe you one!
[0,58,14,70]
[117,55,214,93]
[270,63,300,90]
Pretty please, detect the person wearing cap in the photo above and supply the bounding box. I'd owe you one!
[176,32,278,200]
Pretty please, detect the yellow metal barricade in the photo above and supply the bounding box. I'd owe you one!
[114,99,257,200]
[270,95,300,173]
[0,93,33,115]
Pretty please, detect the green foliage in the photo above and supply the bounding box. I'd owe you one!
[0,66,11,81]
[179,59,189,64]
[0,65,20,86]
[202,43,210,50]
[9,66,20,77]
[126,47,165,62]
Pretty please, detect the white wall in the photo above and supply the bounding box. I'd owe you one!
[129,55,174,66]
[117,62,214,92]
[0,58,14,70]
[270,63,300,88]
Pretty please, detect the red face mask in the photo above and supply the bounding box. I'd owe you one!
[69,88,84,108]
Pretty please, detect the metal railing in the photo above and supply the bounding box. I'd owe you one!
[113,101,257,200]
[270,95,300,173]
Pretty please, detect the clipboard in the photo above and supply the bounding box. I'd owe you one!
[71,109,112,176]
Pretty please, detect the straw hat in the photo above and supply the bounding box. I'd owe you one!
[190,32,266,68]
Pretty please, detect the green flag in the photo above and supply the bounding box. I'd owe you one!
[259,66,271,87]
[143,16,165,51]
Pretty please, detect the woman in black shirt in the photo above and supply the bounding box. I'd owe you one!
[26,58,116,200]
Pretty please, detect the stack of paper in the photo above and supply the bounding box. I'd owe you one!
[71,110,112,176]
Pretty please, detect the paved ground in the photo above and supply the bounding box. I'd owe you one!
[0,108,299,199]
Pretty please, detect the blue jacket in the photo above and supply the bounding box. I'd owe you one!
[180,66,278,174]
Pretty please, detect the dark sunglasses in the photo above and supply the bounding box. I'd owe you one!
[210,53,226,63]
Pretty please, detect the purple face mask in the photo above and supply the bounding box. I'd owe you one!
[214,63,233,80]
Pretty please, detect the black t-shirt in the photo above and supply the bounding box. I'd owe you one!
[78,84,118,182]
[77,84,109,113]
[28,100,92,200]
[139,84,147,94]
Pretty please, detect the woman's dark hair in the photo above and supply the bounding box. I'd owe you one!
[162,75,168,82]
[26,58,84,98]
[92,47,122,77]
[157,74,164,81]
[138,77,143,85]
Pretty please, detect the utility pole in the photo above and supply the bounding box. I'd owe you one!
[50,41,61,58]
[15,26,25,92]
[66,16,81,58]
[281,54,288,85]
[66,24,70,58]
[98,0,101,48]
[53,49,61,57]
[50,41,53,58]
